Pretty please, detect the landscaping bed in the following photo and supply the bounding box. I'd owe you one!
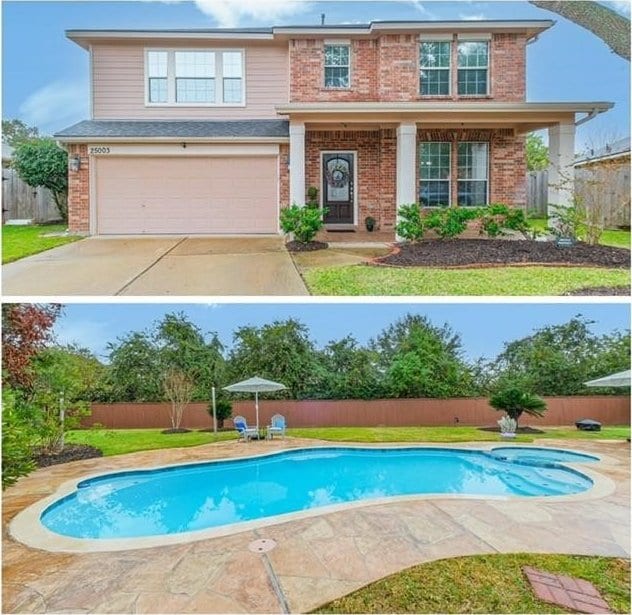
[34,444,103,468]
[286,240,329,252]
[478,425,545,434]
[375,239,630,269]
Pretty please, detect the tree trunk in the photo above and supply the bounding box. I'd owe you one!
[529,1,630,60]
[53,190,68,223]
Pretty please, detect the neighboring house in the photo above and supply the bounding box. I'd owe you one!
[55,20,613,237]
[574,137,630,228]
[2,143,59,224]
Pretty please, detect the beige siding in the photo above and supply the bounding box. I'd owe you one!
[92,41,288,119]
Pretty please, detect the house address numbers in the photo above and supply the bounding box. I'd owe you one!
[89,146,111,154]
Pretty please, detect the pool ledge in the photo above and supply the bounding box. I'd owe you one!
[9,443,617,554]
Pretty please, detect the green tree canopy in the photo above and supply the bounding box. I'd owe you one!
[526,133,549,171]
[2,119,39,147]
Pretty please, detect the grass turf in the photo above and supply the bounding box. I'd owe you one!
[67,425,630,456]
[302,265,630,296]
[2,224,81,264]
[313,554,631,614]
[528,217,631,249]
[66,428,238,456]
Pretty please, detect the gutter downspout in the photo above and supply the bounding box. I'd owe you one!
[575,107,601,126]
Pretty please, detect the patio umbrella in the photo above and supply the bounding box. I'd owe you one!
[584,369,631,388]
[223,376,286,430]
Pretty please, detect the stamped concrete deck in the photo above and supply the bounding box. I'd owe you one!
[3,438,629,614]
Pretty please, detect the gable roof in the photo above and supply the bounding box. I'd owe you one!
[54,119,289,142]
[575,137,630,166]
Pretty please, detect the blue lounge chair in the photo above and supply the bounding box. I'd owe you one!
[233,415,259,442]
[266,414,286,440]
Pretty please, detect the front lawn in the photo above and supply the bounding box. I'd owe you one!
[2,224,81,264]
[67,428,238,456]
[528,217,631,249]
[303,265,630,296]
[314,554,631,614]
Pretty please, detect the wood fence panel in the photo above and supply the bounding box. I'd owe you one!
[526,170,548,216]
[85,396,631,429]
[2,166,60,223]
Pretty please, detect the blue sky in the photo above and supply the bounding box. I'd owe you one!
[2,0,630,151]
[51,302,631,362]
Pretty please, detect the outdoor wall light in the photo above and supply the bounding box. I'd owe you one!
[69,155,81,172]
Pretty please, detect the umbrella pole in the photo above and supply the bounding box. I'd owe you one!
[255,391,259,430]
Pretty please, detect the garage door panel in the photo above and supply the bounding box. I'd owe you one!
[96,156,278,234]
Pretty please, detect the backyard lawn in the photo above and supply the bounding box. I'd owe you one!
[314,554,631,614]
[302,265,630,296]
[2,224,81,264]
[66,425,631,456]
[528,217,631,249]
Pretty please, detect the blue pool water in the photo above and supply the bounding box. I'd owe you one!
[41,447,593,540]
[489,447,599,465]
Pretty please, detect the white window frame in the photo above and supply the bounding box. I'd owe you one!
[419,40,452,97]
[456,40,490,97]
[418,141,452,208]
[457,141,490,207]
[144,48,246,107]
[323,42,351,90]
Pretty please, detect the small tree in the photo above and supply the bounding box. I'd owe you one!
[526,133,549,171]
[207,397,233,429]
[12,138,69,222]
[162,369,194,431]
[2,388,36,489]
[489,386,547,427]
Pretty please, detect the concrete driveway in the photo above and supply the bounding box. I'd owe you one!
[2,236,308,296]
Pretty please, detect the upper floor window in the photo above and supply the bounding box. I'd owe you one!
[457,41,489,96]
[324,44,350,88]
[419,142,451,207]
[146,49,244,105]
[457,142,489,206]
[419,41,451,96]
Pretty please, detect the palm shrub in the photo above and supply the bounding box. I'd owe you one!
[489,386,547,427]
[280,203,327,243]
[207,397,233,429]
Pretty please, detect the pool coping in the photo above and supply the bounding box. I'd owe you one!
[9,442,617,554]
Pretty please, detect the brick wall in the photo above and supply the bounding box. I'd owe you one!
[306,129,397,231]
[67,144,90,233]
[279,143,290,208]
[291,33,526,102]
[417,128,527,207]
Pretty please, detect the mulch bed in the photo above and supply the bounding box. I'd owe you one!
[34,444,103,468]
[564,285,631,296]
[374,239,630,269]
[161,428,192,434]
[479,426,545,434]
[285,240,329,252]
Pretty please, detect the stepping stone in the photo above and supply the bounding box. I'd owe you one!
[523,566,612,614]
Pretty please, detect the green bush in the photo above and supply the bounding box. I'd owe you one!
[280,204,327,243]
[489,386,547,426]
[426,207,479,239]
[306,186,319,209]
[2,388,36,489]
[395,203,426,242]
[478,204,532,238]
[207,398,233,429]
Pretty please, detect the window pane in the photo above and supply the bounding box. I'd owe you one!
[223,78,242,103]
[457,68,488,95]
[420,41,450,68]
[419,181,450,207]
[419,142,451,180]
[176,78,214,102]
[325,66,349,88]
[325,45,349,67]
[149,77,167,102]
[458,181,487,206]
[420,69,450,95]
[223,52,242,77]
[175,51,214,78]
[147,51,168,77]
[457,41,488,68]
[458,142,488,180]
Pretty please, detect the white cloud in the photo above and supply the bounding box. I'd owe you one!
[409,1,438,19]
[459,13,486,21]
[18,80,88,134]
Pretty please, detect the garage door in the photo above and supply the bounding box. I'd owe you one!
[95,156,278,234]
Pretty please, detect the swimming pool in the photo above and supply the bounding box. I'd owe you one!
[41,447,594,540]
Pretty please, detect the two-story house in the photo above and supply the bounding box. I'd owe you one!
[55,20,613,237]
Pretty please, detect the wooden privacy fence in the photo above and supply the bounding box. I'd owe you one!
[526,170,548,216]
[1,166,60,223]
[84,396,631,430]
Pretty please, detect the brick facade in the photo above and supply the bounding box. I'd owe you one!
[290,33,526,102]
[279,143,290,208]
[67,144,90,233]
[305,129,397,231]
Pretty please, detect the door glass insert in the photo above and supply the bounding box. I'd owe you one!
[325,156,351,202]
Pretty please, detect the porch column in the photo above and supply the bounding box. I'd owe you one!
[396,122,417,227]
[289,121,306,206]
[547,122,576,219]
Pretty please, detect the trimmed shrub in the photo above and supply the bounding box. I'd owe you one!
[395,203,426,242]
[280,203,327,243]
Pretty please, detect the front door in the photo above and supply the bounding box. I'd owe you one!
[322,152,355,224]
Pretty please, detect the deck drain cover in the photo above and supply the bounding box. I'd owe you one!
[248,538,277,553]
